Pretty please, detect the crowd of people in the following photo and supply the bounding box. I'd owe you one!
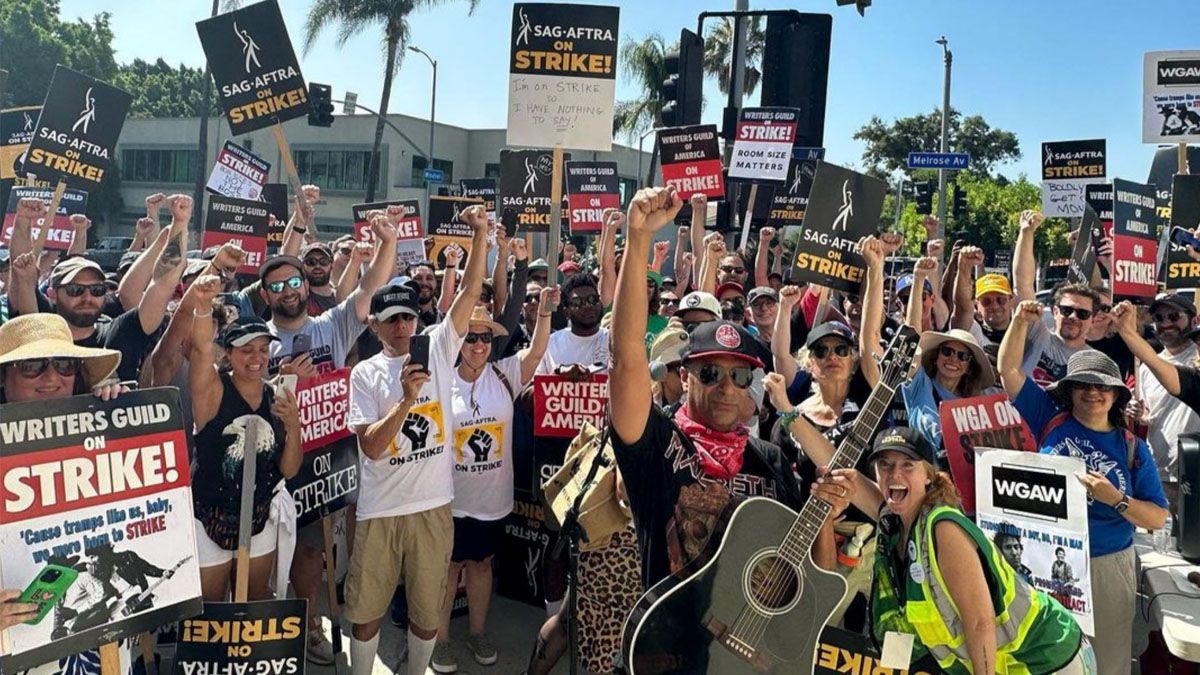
[0,179,1189,675]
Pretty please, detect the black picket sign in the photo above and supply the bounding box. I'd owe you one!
[24,66,131,187]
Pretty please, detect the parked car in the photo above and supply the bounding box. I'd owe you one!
[84,236,134,272]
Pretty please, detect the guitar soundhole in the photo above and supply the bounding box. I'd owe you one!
[747,554,799,611]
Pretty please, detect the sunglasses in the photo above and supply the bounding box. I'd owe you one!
[811,343,851,359]
[1155,311,1183,323]
[939,345,973,362]
[524,294,540,304]
[567,295,601,309]
[62,283,107,298]
[687,363,754,389]
[1070,382,1116,393]
[720,265,745,274]
[382,313,416,324]
[465,332,494,344]
[1098,304,1113,314]
[303,256,332,266]
[680,319,705,333]
[1057,305,1093,320]
[978,295,1008,308]
[8,357,82,379]
[267,275,304,294]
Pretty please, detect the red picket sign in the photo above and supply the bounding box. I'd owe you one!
[532,373,609,438]
[939,393,1036,514]
[296,368,352,453]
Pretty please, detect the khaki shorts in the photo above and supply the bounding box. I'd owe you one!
[344,505,453,629]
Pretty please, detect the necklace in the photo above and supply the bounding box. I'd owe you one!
[461,361,486,413]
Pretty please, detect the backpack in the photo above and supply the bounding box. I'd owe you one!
[1038,411,1140,471]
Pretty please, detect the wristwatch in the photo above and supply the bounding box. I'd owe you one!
[1114,493,1130,514]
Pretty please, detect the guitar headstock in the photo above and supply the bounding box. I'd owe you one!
[878,325,920,389]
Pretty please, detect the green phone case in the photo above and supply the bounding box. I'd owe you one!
[18,564,79,625]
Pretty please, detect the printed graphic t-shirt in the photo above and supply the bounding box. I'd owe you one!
[613,405,803,590]
[450,354,524,520]
[1022,310,1084,388]
[348,319,466,520]
[539,327,611,374]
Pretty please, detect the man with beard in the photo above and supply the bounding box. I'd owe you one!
[261,208,397,664]
[409,263,440,327]
[539,274,609,372]
[300,242,340,316]
[1138,293,1199,507]
[952,246,1013,356]
[716,251,749,287]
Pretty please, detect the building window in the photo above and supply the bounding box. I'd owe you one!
[411,156,454,186]
[484,163,500,179]
[618,177,638,208]
[294,149,375,192]
[120,148,198,183]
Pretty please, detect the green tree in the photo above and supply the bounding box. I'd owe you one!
[702,16,765,97]
[0,0,117,107]
[303,0,479,202]
[115,59,220,119]
[612,33,669,142]
[854,108,1021,180]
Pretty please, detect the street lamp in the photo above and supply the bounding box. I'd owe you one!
[935,36,952,241]
[408,45,438,184]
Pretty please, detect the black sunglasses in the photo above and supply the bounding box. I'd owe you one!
[688,363,754,389]
[567,295,601,309]
[1155,311,1183,323]
[1070,381,1116,393]
[7,357,82,379]
[465,332,494,344]
[1057,305,1093,321]
[303,256,332,266]
[62,283,107,298]
[524,294,540,303]
[939,345,973,362]
[267,275,304,294]
[680,319,705,333]
[811,343,851,359]
[720,265,745,274]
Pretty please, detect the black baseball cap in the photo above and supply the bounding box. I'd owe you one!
[370,283,420,321]
[682,320,764,368]
[806,321,856,349]
[747,287,779,305]
[259,255,305,283]
[220,317,279,349]
[869,426,936,465]
[1150,293,1196,317]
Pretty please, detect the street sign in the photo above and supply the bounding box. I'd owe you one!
[343,91,357,115]
[423,167,445,183]
[907,151,970,170]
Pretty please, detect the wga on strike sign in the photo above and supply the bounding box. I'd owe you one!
[297,368,351,452]
[565,160,619,234]
[3,186,88,250]
[728,107,799,183]
[532,374,608,438]
[25,66,131,187]
[202,195,269,274]
[939,393,1035,514]
[206,140,270,200]
[1112,178,1160,299]
[657,124,724,200]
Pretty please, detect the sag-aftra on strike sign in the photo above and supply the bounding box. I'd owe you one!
[24,67,130,187]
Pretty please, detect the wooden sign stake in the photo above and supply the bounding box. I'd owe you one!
[99,642,121,675]
[271,122,312,234]
[139,632,158,675]
[738,184,759,251]
[1180,141,1190,175]
[547,145,564,271]
[32,179,68,258]
[234,419,260,603]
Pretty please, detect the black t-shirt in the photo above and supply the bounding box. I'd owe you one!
[1174,366,1200,417]
[612,405,803,590]
[31,291,156,382]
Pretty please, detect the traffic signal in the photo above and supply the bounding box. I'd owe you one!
[659,28,703,128]
[953,184,968,219]
[836,0,872,16]
[914,181,933,215]
[761,13,832,148]
[308,83,334,127]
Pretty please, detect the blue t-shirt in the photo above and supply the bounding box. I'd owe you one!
[1014,379,1168,557]
[901,367,956,456]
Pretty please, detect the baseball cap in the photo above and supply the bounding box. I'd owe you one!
[259,255,304,283]
[370,283,421,321]
[528,258,549,272]
[682,320,764,368]
[869,426,936,465]
[975,274,1013,297]
[117,251,140,274]
[220,317,280,349]
[896,274,933,295]
[715,281,746,300]
[747,287,779,305]
[661,275,677,288]
[649,327,689,367]
[50,256,104,287]
[182,258,209,281]
[1150,293,1197,317]
[674,291,722,319]
[300,242,333,259]
[558,260,582,275]
[806,321,856,349]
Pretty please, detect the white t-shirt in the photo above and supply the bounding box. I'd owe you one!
[1141,343,1200,484]
[539,327,611,374]
[268,291,366,374]
[347,319,465,520]
[450,354,524,520]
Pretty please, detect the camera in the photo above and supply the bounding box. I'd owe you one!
[41,568,62,583]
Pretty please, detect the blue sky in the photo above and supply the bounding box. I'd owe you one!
[60,0,1196,182]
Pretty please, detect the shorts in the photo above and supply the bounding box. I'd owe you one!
[343,505,453,629]
[195,517,278,567]
[451,517,504,563]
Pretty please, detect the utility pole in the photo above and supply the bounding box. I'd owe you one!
[192,0,220,248]
[935,36,952,242]
[409,46,438,185]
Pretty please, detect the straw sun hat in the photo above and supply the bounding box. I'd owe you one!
[467,305,508,336]
[0,314,120,388]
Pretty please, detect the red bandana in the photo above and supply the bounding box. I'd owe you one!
[673,404,750,479]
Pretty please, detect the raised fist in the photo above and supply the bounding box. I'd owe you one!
[1019,210,1044,232]
[628,186,683,236]
[466,428,495,463]
[401,413,431,451]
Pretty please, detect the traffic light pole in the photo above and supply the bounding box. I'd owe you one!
[936,37,952,243]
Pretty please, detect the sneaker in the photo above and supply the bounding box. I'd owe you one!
[466,633,498,666]
[306,627,335,666]
[430,641,458,674]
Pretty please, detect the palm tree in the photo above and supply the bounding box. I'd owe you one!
[703,16,765,98]
[303,0,478,202]
[613,33,671,186]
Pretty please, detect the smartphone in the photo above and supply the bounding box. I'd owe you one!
[502,207,518,239]
[1172,226,1200,252]
[291,333,312,359]
[408,334,431,373]
[19,564,78,625]
[275,374,298,397]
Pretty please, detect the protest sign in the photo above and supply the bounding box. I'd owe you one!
[206,140,271,200]
[296,368,351,453]
[0,388,203,672]
[25,66,131,188]
[460,178,497,219]
[262,182,288,249]
[1,106,39,180]
[733,183,777,229]
[1142,50,1200,144]
[1147,144,1200,223]
[352,199,424,264]
[790,161,887,293]
[532,374,608,438]
[427,196,481,269]
[657,124,725,200]
[1164,175,1200,289]
[499,149,570,233]
[196,0,309,135]
[287,368,357,529]
[496,497,554,607]
[976,450,1094,635]
[506,3,619,151]
[768,148,824,227]
[728,107,800,183]
[202,195,269,274]
[3,185,88,250]
[938,393,1035,514]
[174,599,306,675]
[1111,178,1160,299]
[815,626,940,675]
[1041,139,1106,218]
[564,160,619,234]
